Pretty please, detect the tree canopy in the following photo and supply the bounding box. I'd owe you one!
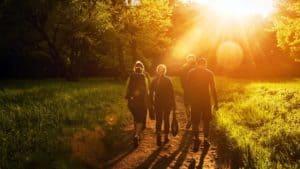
[274,0,300,59]
[0,0,299,78]
[0,0,172,79]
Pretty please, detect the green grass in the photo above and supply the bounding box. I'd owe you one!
[0,79,129,169]
[174,77,300,169]
[1,77,299,169]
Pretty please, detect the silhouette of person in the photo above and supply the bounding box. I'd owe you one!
[150,64,176,146]
[180,54,197,129]
[186,57,218,152]
[125,61,149,147]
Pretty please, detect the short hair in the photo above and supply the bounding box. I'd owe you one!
[197,57,207,66]
[186,54,196,61]
[156,64,167,74]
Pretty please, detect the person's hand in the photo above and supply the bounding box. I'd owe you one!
[125,96,133,100]
[214,104,219,111]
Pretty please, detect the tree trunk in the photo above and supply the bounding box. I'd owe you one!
[117,38,126,79]
[131,37,138,62]
[32,23,65,77]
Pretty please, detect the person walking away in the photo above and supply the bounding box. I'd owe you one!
[180,55,197,129]
[150,64,176,146]
[125,61,149,147]
[186,57,218,152]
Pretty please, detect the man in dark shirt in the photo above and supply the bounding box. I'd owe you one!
[186,57,218,151]
[180,55,197,129]
[150,64,176,146]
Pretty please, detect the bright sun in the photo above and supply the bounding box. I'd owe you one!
[183,0,275,18]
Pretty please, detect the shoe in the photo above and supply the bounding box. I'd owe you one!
[192,138,200,152]
[133,136,139,148]
[164,134,169,144]
[189,158,196,169]
[204,138,210,147]
[185,121,192,129]
[156,135,162,146]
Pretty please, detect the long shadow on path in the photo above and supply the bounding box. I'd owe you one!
[135,145,165,169]
[139,131,193,169]
[196,143,210,169]
[104,130,136,168]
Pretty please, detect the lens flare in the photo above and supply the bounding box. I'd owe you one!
[216,41,244,71]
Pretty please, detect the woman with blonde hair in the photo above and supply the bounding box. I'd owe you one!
[150,64,176,146]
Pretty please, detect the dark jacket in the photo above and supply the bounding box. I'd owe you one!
[150,76,176,110]
[186,67,218,107]
[126,72,148,110]
[180,62,197,91]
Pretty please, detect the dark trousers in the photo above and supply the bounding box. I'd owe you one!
[155,107,171,135]
[191,105,212,139]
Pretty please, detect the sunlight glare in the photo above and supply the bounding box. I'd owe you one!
[172,26,203,58]
[216,41,244,71]
[184,0,274,18]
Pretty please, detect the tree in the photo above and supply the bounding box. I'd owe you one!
[0,0,172,78]
[121,0,172,70]
[274,0,300,59]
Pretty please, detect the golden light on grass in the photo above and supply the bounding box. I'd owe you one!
[216,41,244,71]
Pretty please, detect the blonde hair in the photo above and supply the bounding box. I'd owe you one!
[186,54,196,61]
[156,64,167,75]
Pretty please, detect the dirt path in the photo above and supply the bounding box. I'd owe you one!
[106,95,225,169]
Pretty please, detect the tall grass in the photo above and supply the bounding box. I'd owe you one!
[173,77,300,169]
[0,79,129,169]
[1,78,299,169]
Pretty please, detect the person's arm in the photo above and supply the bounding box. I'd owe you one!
[168,78,176,111]
[148,78,156,119]
[185,70,192,104]
[149,78,155,106]
[210,72,218,109]
[145,71,151,92]
[125,75,132,100]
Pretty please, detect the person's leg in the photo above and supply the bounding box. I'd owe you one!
[203,107,212,146]
[131,110,140,147]
[142,111,147,130]
[191,106,200,140]
[191,106,201,152]
[185,104,192,129]
[135,122,143,137]
[192,121,200,140]
[155,108,163,146]
[184,92,192,129]
[163,109,171,143]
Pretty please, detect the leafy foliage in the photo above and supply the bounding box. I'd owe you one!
[274,0,300,58]
[0,0,172,78]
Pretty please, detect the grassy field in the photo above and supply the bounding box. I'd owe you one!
[213,78,300,169]
[0,79,129,169]
[1,77,299,169]
[174,77,300,169]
